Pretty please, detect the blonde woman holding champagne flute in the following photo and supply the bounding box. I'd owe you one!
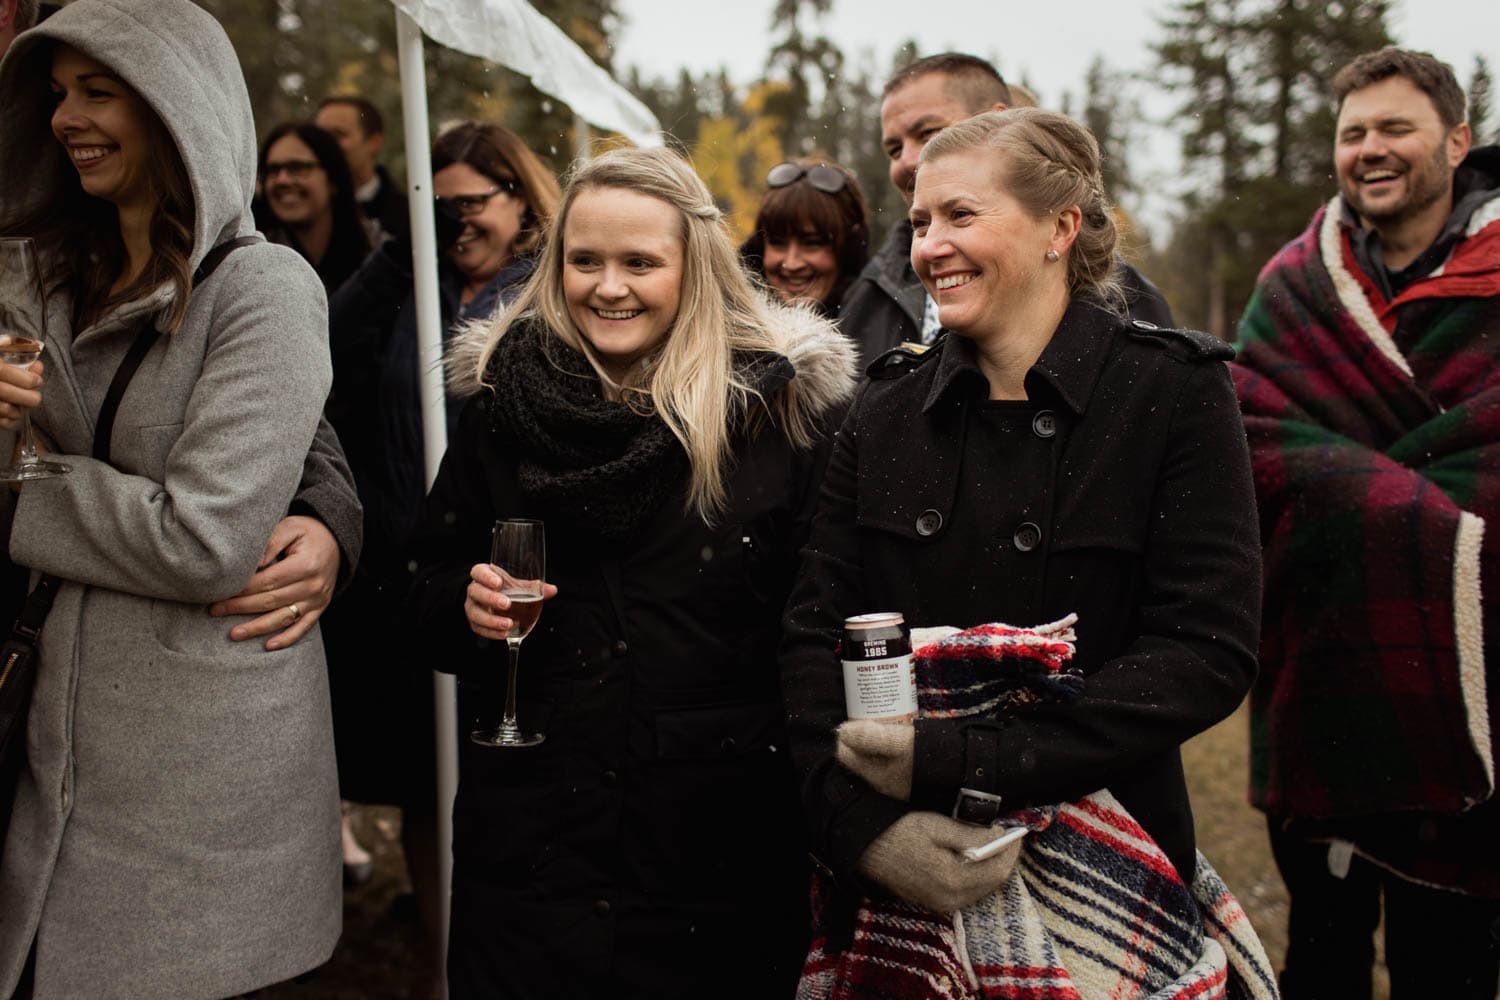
[408,146,858,998]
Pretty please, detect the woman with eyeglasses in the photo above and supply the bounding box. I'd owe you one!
[741,157,870,318]
[320,120,560,982]
[255,121,373,295]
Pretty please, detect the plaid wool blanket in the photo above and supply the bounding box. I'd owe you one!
[798,619,1278,1000]
[1232,196,1500,874]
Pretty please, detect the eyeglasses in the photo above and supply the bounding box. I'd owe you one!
[263,159,321,181]
[766,162,849,195]
[435,178,520,218]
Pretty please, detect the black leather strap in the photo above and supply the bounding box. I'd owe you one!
[33,236,266,625]
[94,235,262,465]
[192,235,261,287]
[9,576,59,643]
[953,725,1005,824]
[93,324,164,462]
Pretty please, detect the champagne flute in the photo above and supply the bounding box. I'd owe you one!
[473,519,546,749]
[0,237,69,481]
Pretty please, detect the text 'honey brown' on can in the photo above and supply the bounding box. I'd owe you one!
[840,612,917,723]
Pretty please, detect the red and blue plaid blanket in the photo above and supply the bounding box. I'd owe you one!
[1231,195,1500,892]
[799,619,1279,1000]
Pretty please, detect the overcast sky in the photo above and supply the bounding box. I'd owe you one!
[610,0,1500,235]
[613,0,1498,106]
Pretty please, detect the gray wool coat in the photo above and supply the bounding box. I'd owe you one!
[0,2,341,996]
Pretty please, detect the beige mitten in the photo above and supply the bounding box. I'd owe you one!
[836,718,915,800]
[856,811,1023,912]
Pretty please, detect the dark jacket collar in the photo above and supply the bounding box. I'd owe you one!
[866,219,926,327]
[1340,145,1500,299]
[921,298,1119,415]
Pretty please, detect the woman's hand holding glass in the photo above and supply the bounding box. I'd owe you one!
[465,563,559,641]
[470,519,553,749]
[0,356,42,432]
[0,236,69,480]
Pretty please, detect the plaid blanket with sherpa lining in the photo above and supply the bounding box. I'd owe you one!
[798,618,1279,1000]
[1231,195,1500,890]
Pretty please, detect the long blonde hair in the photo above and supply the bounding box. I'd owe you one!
[479,147,822,522]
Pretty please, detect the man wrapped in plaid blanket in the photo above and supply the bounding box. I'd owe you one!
[800,620,1279,1000]
[1232,164,1500,891]
[1231,47,1500,996]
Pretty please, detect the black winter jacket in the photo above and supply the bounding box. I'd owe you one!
[780,299,1261,889]
[407,310,857,999]
[839,219,1178,363]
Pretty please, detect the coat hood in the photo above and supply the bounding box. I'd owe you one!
[446,298,858,424]
[0,0,257,270]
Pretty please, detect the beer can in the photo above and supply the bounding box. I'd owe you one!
[839,612,917,722]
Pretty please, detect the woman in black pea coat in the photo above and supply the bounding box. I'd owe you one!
[408,147,857,999]
[779,109,1263,916]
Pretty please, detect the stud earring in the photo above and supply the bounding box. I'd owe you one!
[1045,249,1060,262]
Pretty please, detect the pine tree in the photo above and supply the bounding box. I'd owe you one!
[763,0,842,154]
[1470,55,1495,145]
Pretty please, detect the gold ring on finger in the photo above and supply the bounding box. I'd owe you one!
[288,602,301,622]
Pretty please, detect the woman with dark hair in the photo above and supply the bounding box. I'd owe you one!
[319,120,561,979]
[740,157,870,316]
[0,0,345,995]
[255,120,372,294]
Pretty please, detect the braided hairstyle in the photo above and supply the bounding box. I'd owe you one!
[919,108,1125,314]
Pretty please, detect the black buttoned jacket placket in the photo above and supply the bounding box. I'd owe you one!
[780,301,1263,887]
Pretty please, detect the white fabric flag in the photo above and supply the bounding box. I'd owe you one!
[389,0,661,147]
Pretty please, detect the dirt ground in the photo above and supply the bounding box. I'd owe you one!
[264,703,1400,1000]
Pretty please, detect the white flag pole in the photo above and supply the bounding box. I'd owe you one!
[395,10,458,998]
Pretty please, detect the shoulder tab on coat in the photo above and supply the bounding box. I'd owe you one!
[1125,319,1234,361]
[865,342,937,380]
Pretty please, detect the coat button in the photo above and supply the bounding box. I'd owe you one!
[593,899,611,917]
[612,639,629,658]
[602,770,618,787]
[915,509,943,536]
[1031,410,1056,438]
[1013,522,1042,552]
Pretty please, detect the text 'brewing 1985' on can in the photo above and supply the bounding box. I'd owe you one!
[840,612,917,723]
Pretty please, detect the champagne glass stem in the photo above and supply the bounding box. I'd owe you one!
[15,411,41,467]
[499,639,523,740]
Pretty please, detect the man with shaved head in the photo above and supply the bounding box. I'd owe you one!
[839,52,1173,362]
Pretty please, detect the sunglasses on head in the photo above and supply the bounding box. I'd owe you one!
[766,162,848,195]
[434,176,521,219]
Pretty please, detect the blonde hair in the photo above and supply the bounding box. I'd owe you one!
[921,108,1124,312]
[479,147,823,522]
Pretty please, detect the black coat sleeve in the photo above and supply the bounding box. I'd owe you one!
[780,385,913,885]
[289,414,363,591]
[326,239,415,428]
[405,392,501,677]
[911,361,1261,813]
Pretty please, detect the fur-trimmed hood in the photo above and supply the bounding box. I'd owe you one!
[445,297,859,427]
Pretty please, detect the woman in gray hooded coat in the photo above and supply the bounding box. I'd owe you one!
[0,1,341,996]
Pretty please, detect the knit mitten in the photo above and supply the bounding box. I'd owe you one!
[836,718,914,801]
[855,811,1023,914]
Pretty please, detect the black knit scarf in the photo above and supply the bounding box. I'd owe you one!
[485,319,689,542]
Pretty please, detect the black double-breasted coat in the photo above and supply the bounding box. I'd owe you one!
[780,299,1263,888]
[408,316,855,999]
